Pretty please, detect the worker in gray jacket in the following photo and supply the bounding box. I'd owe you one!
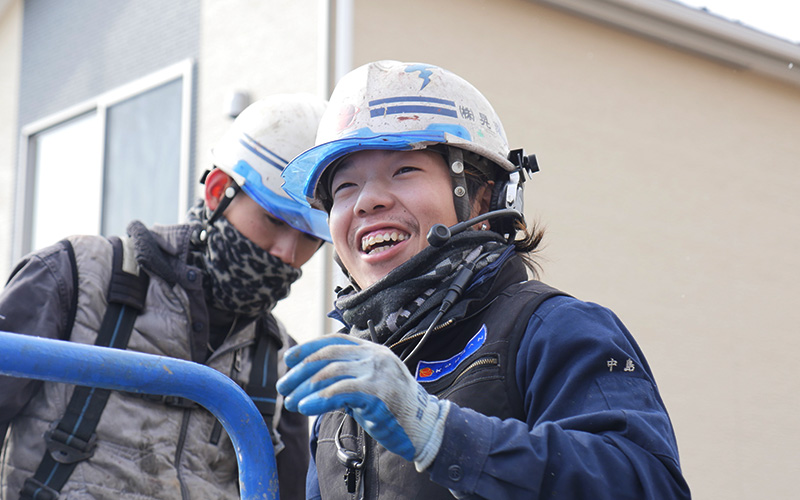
[0,93,329,500]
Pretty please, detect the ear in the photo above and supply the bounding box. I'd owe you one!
[205,169,233,211]
[470,180,494,229]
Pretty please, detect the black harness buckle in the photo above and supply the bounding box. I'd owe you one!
[44,424,97,464]
[21,477,61,500]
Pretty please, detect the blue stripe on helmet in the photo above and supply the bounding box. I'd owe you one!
[368,96,455,107]
[239,133,289,171]
[369,105,458,118]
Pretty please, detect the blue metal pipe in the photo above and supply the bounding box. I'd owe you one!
[0,330,278,500]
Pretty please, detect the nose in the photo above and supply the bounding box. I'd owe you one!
[269,232,300,267]
[353,178,393,216]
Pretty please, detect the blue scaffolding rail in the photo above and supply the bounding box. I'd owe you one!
[0,330,278,500]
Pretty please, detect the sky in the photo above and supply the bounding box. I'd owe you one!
[676,0,800,44]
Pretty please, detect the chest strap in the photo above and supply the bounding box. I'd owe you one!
[21,236,149,500]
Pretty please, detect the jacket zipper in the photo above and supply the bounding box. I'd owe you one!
[389,318,455,352]
[453,355,498,385]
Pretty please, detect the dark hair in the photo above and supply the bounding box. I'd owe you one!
[317,161,337,213]
[511,218,545,278]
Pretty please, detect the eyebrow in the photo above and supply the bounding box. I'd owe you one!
[330,158,355,179]
[328,160,358,194]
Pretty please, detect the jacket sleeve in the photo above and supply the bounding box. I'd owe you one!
[0,242,75,425]
[275,405,311,500]
[428,295,691,499]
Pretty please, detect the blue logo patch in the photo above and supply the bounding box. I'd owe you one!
[415,325,487,382]
[405,63,435,90]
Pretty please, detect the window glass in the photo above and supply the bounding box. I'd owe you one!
[31,113,102,250]
[102,78,183,236]
[27,75,185,253]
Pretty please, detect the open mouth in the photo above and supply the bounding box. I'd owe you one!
[361,230,410,255]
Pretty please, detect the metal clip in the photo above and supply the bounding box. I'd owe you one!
[335,414,365,494]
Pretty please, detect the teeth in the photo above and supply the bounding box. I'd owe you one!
[361,231,409,253]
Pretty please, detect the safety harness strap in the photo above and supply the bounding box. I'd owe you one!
[21,237,148,500]
[208,316,282,447]
[245,315,281,437]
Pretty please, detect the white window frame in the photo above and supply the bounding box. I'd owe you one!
[13,59,194,262]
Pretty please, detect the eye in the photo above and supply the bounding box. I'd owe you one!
[302,233,322,245]
[395,165,420,176]
[331,181,356,196]
[266,214,286,227]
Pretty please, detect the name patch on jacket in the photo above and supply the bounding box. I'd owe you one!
[415,324,487,382]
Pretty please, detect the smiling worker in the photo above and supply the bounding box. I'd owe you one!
[276,61,691,499]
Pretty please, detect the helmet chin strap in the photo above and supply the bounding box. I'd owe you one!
[191,184,241,246]
[447,148,472,222]
[442,146,539,239]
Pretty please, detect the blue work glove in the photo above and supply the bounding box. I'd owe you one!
[276,334,450,471]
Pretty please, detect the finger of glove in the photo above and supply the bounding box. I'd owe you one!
[282,371,354,412]
[282,334,358,369]
[319,374,438,463]
[307,374,416,457]
[352,400,416,461]
[277,358,334,401]
[291,347,418,420]
[278,342,370,398]
[282,352,377,409]
[298,391,416,461]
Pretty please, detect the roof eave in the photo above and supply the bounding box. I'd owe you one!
[531,0,800,88]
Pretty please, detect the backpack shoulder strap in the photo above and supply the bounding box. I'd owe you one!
[21,236,149,500]
[245,314,282,438]
[208,315,282,448]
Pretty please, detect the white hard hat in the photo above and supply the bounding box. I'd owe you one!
[281,61,515,211]
[211,93,331,241]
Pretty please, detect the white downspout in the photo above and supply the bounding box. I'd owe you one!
[317,0,354,336]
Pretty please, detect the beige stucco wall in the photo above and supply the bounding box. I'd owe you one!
[197,0,325,182]
[349,0,800,498]
[0,0,22,276]
[1,0,795,496]
[197,0,332,344]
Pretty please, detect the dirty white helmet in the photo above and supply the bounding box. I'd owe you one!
[211,93,331,241]
[281,61,520,214]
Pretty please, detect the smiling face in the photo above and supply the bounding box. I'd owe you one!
[328,149,459,289]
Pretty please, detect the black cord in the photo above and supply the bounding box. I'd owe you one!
[400,247,483,362]
[367,320,379,343]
